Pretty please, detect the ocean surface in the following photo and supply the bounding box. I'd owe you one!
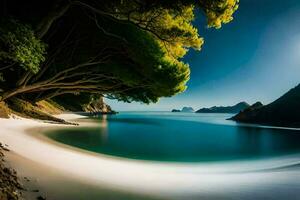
[45,112,300,162]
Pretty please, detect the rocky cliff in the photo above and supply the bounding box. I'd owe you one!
[84,97,115,114]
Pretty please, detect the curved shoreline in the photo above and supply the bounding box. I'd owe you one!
[1,114,300,199]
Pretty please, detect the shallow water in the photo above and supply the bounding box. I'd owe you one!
[45,112,300,162]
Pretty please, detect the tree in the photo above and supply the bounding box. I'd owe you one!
[0,0,238,104]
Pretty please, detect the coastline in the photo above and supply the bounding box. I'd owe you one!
[0,114,300,199]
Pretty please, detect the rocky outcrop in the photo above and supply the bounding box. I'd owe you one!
[230,84,300,127]
[196,102,250,113]
[84,97,116,114]
[171,109,181,112]
[53,94,116,115]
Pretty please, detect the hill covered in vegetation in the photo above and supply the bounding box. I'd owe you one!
[231,84,300,127]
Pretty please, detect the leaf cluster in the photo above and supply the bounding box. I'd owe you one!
[0,19,46,74]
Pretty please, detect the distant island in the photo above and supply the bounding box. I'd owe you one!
[196,102,250,113]
[172,107,195,113]
[230,84,300,127]
[182,107,195,112]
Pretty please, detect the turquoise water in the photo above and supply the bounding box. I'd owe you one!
[46,112,300,162]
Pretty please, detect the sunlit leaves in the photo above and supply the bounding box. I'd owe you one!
[0,19,46,73]
[203,0,239,28]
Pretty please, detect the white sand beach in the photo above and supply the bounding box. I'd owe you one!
[1,114,300,200]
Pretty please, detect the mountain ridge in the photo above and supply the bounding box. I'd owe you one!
[196,102,250,113]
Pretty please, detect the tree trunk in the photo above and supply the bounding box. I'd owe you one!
[0,84,45,101]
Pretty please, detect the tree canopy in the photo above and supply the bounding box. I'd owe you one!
[0,0,238,104]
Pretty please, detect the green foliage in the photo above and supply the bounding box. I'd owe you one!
[0,0,238,106]
[114,4,203,59]
[98,0,238,103]
[94,22,190,103]
[203,0,239,28]
[0,19,46,73]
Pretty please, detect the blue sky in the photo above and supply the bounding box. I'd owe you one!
[107,0,300,111]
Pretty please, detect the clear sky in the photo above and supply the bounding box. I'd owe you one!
[106,0,300,111]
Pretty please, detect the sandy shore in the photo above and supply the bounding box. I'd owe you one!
[0,114,300,200]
